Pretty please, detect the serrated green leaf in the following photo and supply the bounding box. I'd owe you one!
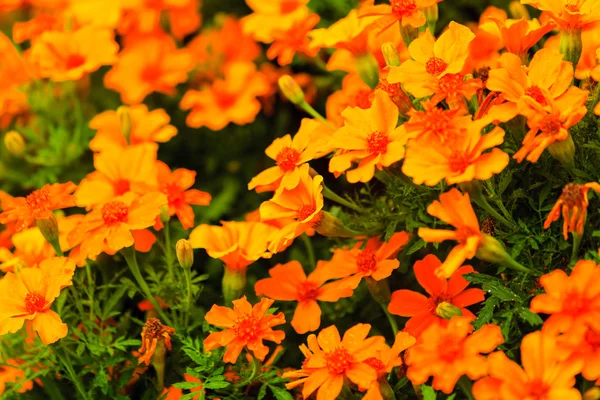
[515,307,543,326]
[173,382,203,390]
[204,381,230,390]
[406,239,426,255]
[257,384,268,400]
[93,369,109,395]
[474,297,499,329]
[269,385,294,400]
[421,384,436,400]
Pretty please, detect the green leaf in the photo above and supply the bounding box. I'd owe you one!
[257,384,268,400]
[515,306,543,326]
[204,381,230,390]
[269,385,294,400]
[173,382,204,390]
[464,274,520,302]
[406,239,426,255]
[93,369,109,395]
[183,347,205,365]
[474,297,499,329]
[421,384,437,400]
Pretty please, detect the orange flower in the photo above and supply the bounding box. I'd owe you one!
[329,232,410,286]
[242,0,310,43]
[267,14,320,66]
[387,22,476,101]
[406,316,503,394]
[530,259,600,334]
[188,221,276,271]
[75,144,158,209]
[544,182,600,239]
[89,105,178,153]
[180,62,269,130]
[283,323,386,400]
[0,257,76,344]
[118,0,200,40]
[204,296,286,363]
[522,0,600,31]
[67,192,167,261]
[473,331,582,400]
[359,0,439,32]
[183,373,204,400]
[490,17,554,59]
[28,26,118,82]
[138,317,176,365]
[592,49,600,115]
[513,86,588,163]
[0,182,76,232]
[326,73,373,127]
[104,34,194,104]
[248,124,320,192]
[403,99,473,143]
[418,189,483,278]
[159,386,183,400]
[308,9,375,56]
[388,254,485,337]
[329,91,409,183]
[12,13,63,44]
[259,165,323,253]
[255,260,354,334]
[0,359,34,395]
[402,118,510,186]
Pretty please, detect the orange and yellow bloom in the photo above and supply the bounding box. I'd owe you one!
[544,182,600,239]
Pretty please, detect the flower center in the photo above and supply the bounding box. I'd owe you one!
[541,117,561,135]
[363,357,386,373]
[114,179,131,196]
[448,152,470,173]
[101,201,129,225]
[585,329,600,348]
[377,78,401,97]
[65,54,86,69]
[391,0,418,18]
[296,281,321,302]
[325,347,353,375]
[25,292,47,314]
[565,3,580,12]
[425,57,448,76]
[561,183,583,208]
[427,294,453,313]
[456,227,479,244]
[165,183,184,207]
[528,379,550,398]
[144,317,165,339]
[233,314,260,342]
[367,131,390,154]
[525,86,547,106]
[25,188,50,212]
[357,249,378,273]
[438,334,463,362]
[275,146,301,172]
[437,73,464,96]
[141,65,162,83]
[280,0,300,13]
[355,89,373,109]
[297,204,316,222]
[563,291,587,313]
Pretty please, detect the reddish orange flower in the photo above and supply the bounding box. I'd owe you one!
[159,386,183,400]
[522,0,600,31]
[491,17,554,59]
[89,105,178,153]
[242,0,310,43]
[75,144,158,209]
[530,259,600,334]
[283,323,386,400]
[188,221,276,271]
[138,317,176,365]
[204,296,286,363]
[255,260,354,334]
[0,359,34,395]
[388,254,485,337]
[308,9,375,56]
[473,331,582,400]
[418,189,483,278]
[0,182,76,232]
[180,62,269,130]
[156,161,211,230]
[326,73,373,127]
[359,0,439,32]
[406,316,503,394]
[557,323,600,383]
[403,99,472,143]
[104,34,194,104]
[592,49,600,115]
[12,14,63,44]
[28,26,118,82]
[329,232,410,286]
[544,182,600,239]
[67,192,167,261]
[267,14,320,66]
[0,257,76,344]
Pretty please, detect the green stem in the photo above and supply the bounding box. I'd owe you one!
[184,268,193,329]
[239,355,260,387]
[298,100,334,129]
[122,247,172,326]
[571,232,582,264]
[321,184,362,213]
[457,376,475,400]
[52,242,63,257]
[301,234,316,269]
[85,263,94,321]
[474,196,515,230]
[164,222,174,282]
[55,347,89,400]
[382,304,398,336]
[499,255,532,275]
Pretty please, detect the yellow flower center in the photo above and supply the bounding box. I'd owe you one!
[296,281,321,302]
[101,201,129,225]
[357,249,378,274]
[325,347,353,374]
[525,86,547,106]
[391,0,418,18]
[25,292,47,314]
[367,131,390,154]
[425,57,448,76]
[26,188,50,212]
[276,146,301,172]
[233,314,260,342]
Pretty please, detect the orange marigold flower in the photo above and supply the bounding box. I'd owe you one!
[180,62,269,130]
[104,34,194,105]
[473,331,582,400]
[329,91,409,183]
[359,0,439,32]
[402,118,510,186]
[388,254,485,337]
[204,296,286,363]
[283,323,386,400]
[255,260,354,334]
[592,49,600,115]
[490,17,554,59]
[330,232,410,286]
[28,26,119,82]
[556,323,600,383]
[75,144,158,209]
[138,317,176,366]
[0,257,76,344]
[89,105,178,152]
[403,99,472,143]
[67,192,167,261]
[522,0,600,31]
[188,221,276,271]
[308,9,376,56]
[418,189,483,278]
[242,0,310,43]
[0,182,76,232]
[406,316,503,394]
[159,386,183,400]
[530,259,600,334]
[12,13,63,44]
[259,165,323,253]
[326,73,373,127]
[544,182,600,239]
[267,14,321,66]
[0,359,34,395]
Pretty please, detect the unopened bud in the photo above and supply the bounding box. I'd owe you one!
[315,211,364,238]
[548,134,575,172]
[399,24,419,47]
[365,276,391,304]
[36,213,61,255]
[278,75,305,105]
[176,239,194,269]
[560,29,583,67]
[4,130,26,157]
[423,4,439,34]
[116,106,132,139]
[222,267,247,306]
[355,52,380,90]
[584,387,600,400]
[509,2,530,20]
[159,205,170,223]
[381,42,400,67]
[435,302,463,319]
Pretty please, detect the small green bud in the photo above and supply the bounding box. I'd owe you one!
[176,239,194,269]
[435,302,463,320]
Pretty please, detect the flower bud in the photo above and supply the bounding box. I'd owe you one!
[381,42,400,67]
[365,276,391,304]
[399,24,419,47]
[509,2,530,19]
[159,205,170,223]
[278,75,305,105]
[315,211,364,238]
[176,239,194,269]
[36,213,61,255]
[584,387,600,400]
[355,52,380,90]
[423,4,439,34]
[222,267,247,306]
[435,302,463,320]
[116,105,133,139]
[4,130,26,157]
[548,134,575,172]
[476,234,531,275]
[560,29,583,67]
